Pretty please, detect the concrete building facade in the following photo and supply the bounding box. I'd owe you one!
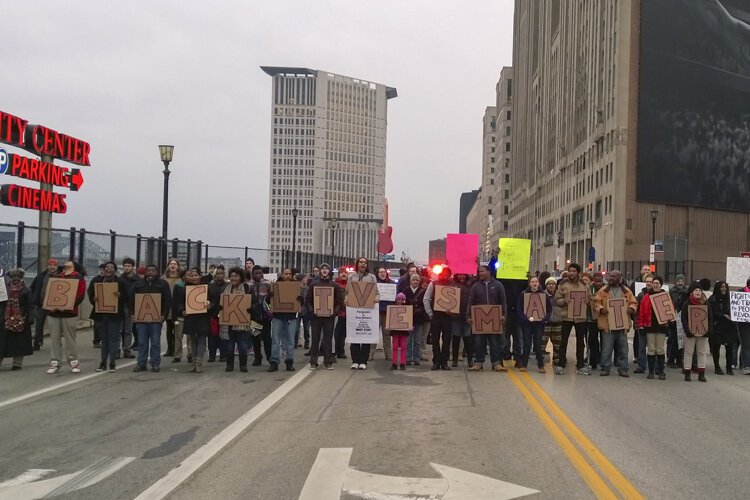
[262,66,396,269]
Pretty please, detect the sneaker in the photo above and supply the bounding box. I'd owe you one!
[406,361,413,366]
[451,361,458,368]
[267,363,279,373]
[351,363,359,370]
[600,370,610,376]
[399,364,406,370]
[70,360,81,374]
[519,366,528,372]
[493,364,508,372]
[93,341,101,348]
[187,355,194,363]
[46,361,60,374]
[11,366,21,371]
[309,363,318,370]
[96,363,106,373]
[468,363,483,372]
[172,357,181,363]
[619,371,630,378]
[538,366,546,373]
[554,366,565,375]
[123,351,135,359]
[633,367,645,374]
[743,367,750,375]
[575,368,591,376]
[325,363,334,370]
[391,364,398,370]
[152,366,160,372]
[358,363,367,370]
[133,365,147,372]
[109,364,117,373]
[336,354,347,359]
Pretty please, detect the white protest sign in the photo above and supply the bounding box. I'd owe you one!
[634,282,669,296]
[0,277,7,302]
[345,306,379,344]
[263,273,278,283]
[730,291,750,323]
[376,283,397,302]
[726,257,750,288]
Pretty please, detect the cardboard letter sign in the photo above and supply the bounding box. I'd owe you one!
[470,305,503,334]
[185,284,208,315]
[313,287,334,317]
[272,282,300,314]
[43,278,78,311]
[523,293,547,322]
[434,285,460,314]
[134,293,162,322]
[651,292,676,325]
[219,293,251,326]
[567,290,588,320]
[687,305,709,336]
[386,305,413,331]
[606,298,629,331]
[347,281,377,308]
[94,282,119,314]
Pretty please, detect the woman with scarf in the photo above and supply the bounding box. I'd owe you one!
[375,267,395,361]
[637,275,669,380]
[682,282,712,382]
[0,269,33,370]
[708,280,739,375]
[222,267,253,372]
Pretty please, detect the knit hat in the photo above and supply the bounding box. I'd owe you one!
[48,258,58,265]
[320,263,330,270]
[396,292,406,301]
[675,274,686,282]
[545,277,557,286]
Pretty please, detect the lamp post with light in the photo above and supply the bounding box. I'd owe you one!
[291,204,299,268]
[650,209,658,273]
[158,145,174,272]
[588,220,595,269]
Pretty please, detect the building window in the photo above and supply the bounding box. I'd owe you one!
[505,142,511,152]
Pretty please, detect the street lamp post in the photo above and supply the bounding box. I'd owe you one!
[158,145,174,272]
[588,221,595,269]
[650,209,658,273]
[291,204,299,269]
[329,219,338,265]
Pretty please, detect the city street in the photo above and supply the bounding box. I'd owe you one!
[1,328,748,499]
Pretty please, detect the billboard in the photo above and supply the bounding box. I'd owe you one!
[637,0,750,212]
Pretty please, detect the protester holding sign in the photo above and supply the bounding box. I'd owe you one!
[708,281,739,375]
[162,259,182,359]
[389,293,411,370]
[173,268,212,373]
[517,276,552,373]
[633,275,654,373]
[593,270,638,377]
[131,264,171,373]
[376,267,396,361]
[87,261,129,372]
[467,265,508,372]
[738,279,750,375]
[29,258,58,351]
[269,268,298,372]
[553,263,591,376]
[207,266,227,362]
[423,266,457,371]
[334,269,349,360]
[305,263,344,370]
[45,261,86,374]
[0,269,33,370]
[682,283,712,382]
[403,273,425,366]
[450,274,474,368]
[582,273,604,371]
[347,258,379,370]
[221,268,252,373]
[637,276,670,380]
[248,265,273,367]
[543,277,560,366]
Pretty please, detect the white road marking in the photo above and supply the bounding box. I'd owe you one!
[300,447,539,500]
[0,470,55,488]
[0,360,137,411]
[133,367,313,500]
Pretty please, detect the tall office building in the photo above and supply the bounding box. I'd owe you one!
[509,0,750,280]
[261,67,397,270]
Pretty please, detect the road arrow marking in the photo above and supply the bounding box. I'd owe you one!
[0,469,55,488]
[300,448,539,500]
[0,457,134,499]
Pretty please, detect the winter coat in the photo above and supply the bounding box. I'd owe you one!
[87,276,130,319]
[517,288,553,326]
[592,285,638,333]
[305,276,344,317]
[403,285,427,325]
[681,296,713,338]
[467,278,508,316]
[47,272,86,318]
[130,277,172,322]
[173,283,211,336]
[708,293,739,344]
[637,289,669,333]
[554,276,591,323]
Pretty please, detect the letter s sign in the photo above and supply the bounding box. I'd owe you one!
[0,148,8,175]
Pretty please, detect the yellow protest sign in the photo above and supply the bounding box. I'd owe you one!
[496,238,531,279]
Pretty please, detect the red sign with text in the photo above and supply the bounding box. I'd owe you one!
[1,184,67,213]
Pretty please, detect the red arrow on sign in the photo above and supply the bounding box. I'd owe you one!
[69,169,84,191]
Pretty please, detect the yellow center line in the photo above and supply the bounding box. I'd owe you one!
[520,372,645,500]
[507,370,618,500]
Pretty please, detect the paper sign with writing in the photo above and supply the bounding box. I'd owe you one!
[633,282,670,296]
[446,233,479,275]
[272,282,301,314]
[345,306,379,343]
[43,278,78,311]
[470,305,503,334]
[497,238,531,280]
[94,282,119,314]
[386,305,413,331]
[346,281,377,308]
[376,283,397,302]
[313,287,335,317]
[219,293,251,326]
[523,293,547,322]
[134,293,162,322]
[651,292,677,325]
[567,290,588,320]
[726,257,750,287]
[434,285,460,314]
[263,273,278,283]
[606,297,629,331]
[687,305,709,336]
[0,278,7,302]
[730,291,750,323]
[185,285,208,315]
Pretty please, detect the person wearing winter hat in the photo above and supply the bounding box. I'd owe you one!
[305,263,344,369]
[389,292,410,370]
[0,268,33,370]
[543,277,561,368]
[347,257,379,369]
[29,258,59,350]
[667,273,689,368]
[682,282,712,381]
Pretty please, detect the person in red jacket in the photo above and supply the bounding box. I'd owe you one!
[637,276,669,380]
[46,261,86,374]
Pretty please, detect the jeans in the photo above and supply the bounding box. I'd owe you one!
[636,329,647,370]
[271,317,297,364]
[135,322,162,368]
[559,322,586,369]
[451,318,471,337]
[407,325,422,362]
[100,316,122,365]
[473,334,505,366]
[34,306,47,346]
[226,329,251,368]
[121,304,134,353]
[334,316,347,356]
[521,323,545,368]
[93,319,103,345]
[600,331,629,372]
[739,323,750,369]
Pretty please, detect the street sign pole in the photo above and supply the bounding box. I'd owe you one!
[38,155,53,273]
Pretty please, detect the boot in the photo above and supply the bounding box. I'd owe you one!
[726,359,734,375]
[285,360,295,371]
[657,355,666,380]
[195,358,203,373]
[267,362,279,373]
[684,369,691,382]
[698,368,707,382]
[239,355,248,372]
[189,361,197,372]
[647,355,655,379]
[225,354,234,372]
[712,351,724,375]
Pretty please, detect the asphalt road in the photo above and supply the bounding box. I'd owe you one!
[1,328,748,499]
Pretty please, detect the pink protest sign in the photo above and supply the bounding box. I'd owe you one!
[446,233,479,275]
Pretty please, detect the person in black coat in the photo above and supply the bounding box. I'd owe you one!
[173,267,212,373]
[0,269,33,370]
[708,281,739,375]
[87,262,130,372]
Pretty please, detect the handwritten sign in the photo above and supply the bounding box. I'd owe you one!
[726,257,750,288]
[470,305,503,334]
[523,293,547,322]
[730,291,750,323]
[346,281,377,308]
[272,282,301,314]
[651,292,676,325]
[687,305,709,336]
[134,293,162,322]
[94,282,119,314]
[606,297,629,331]
[43,278,78,311]
[386,305,413,331]
[0,277,7,302]
[219,293,251,326]
[567,290,588,320]
[634,282,670,296]
[376,283,397,302]
[446,233,479,275]
[497,238,531,280]
[313,287,334,317]
[185,284,209,315]
[434,285,460,314]
[345,306,379,343]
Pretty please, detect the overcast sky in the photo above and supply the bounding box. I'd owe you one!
[1,0,513,263]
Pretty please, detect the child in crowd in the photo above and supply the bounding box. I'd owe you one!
[390,293,410,371]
